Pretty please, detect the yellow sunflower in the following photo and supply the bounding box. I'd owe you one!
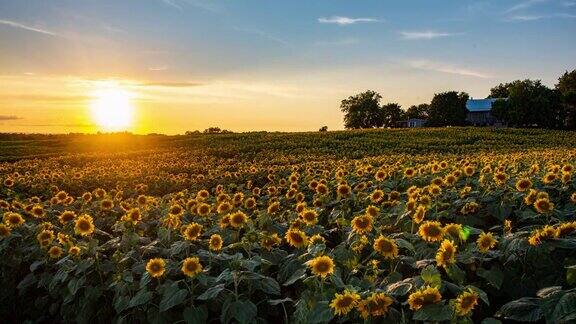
[435,239,457,268]
[229,211,248,228]
[48,246,63,259]
[182,257,202,277]
[336,184,351,198]
[300,209,318,226]
[356,292,394,319]
[196,203,211,216]
[261,233,281,250]
[373,235,399,259]
[74,214,95,236]
[418,221,444,242]
[408,286,442,311]
[59,210,76,224]
[3,212,25,228]
[515,178,532,192]
[181,223,203,241]
[476,232,497,253]
[307,255,335,278]
[556,221,576,237]
[146,258,166,278]
[285,229,308,248]
[534,197,554,214]
[443,223,463,241]
[351,214,373,235]
[209,234,223,252]
[330,290,361,316]
[69,245,81,256]
[412,205,426,224]
[454,289,479,316]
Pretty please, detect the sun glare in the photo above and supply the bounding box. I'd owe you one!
[89,82,135,131]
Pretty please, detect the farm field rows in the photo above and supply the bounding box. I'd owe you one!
[1,128,576,323]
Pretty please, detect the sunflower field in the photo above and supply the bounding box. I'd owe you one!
[1,128,576,323]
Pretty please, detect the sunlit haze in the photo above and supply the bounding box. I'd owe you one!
[0,0,575,134]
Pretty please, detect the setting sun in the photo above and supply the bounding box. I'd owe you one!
[89,83,135,131]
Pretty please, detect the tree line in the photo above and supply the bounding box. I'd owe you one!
[340,69,576,130]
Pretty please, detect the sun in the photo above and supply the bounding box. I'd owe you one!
[89,82,135,131]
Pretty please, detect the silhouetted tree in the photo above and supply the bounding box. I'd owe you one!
[556,70,576,129]
[427,91,469,126]
[488,83,513,98]
[340,90,385,129]
[319,126,328,132]
[405,104,430,119]
[382,103,403,127]
[490,80,562,128]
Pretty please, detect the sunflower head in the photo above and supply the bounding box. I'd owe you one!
[146,258,166,278]
[307,255,335,278]
[4,212,25,228]
[285,229,308,248]
[59,210,76,224]
[74,214,95,236]
[556,221,576,237]
[182,223,203,241]
[351,214,373,235]
[366,205,379,217]
[454,289,479,316]
[476,232,497,253]
[373,235,399,259]
[300,209,318,226]
[330,290,361,316]
[209,234,223,251]
[182,257,202,277]
[356,292,394,319]
[515,178,532,192]
[435,239,457,268]
[418,221,444,242]
[48,246,63,259]
[229,211,248,228]
[69,245,81,256]
[534,197,554,214]
[261,233,281,250]
[408,286,442,311]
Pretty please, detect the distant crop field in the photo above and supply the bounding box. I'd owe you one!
[1,127,575,323]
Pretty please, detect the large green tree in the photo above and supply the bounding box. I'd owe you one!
[490,80,562,128]
[556,70,576,129]
[340,90,385,129]
[405,104,429,119]
[382,103,403,127]
[426,91,469,126]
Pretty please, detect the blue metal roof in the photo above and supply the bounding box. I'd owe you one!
[466,98,504,112]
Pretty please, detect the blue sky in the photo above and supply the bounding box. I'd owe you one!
[0,0,575,133]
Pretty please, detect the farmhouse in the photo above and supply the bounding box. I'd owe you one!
[466,98,505,126]
[397,118,427,128]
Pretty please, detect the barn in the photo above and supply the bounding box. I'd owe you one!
[466,98,505,126]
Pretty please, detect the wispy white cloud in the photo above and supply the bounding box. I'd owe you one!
[505,0,547,13]
[506,13,576,21]
[318,16,380,25]
[161,0,183,10]
[562,1,576,7]
[399,30,461,40]
[233,27,291,47]
[0,19,59,36]
[407,59,493,79]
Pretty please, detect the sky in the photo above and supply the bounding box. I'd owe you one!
[0,0,575,134]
